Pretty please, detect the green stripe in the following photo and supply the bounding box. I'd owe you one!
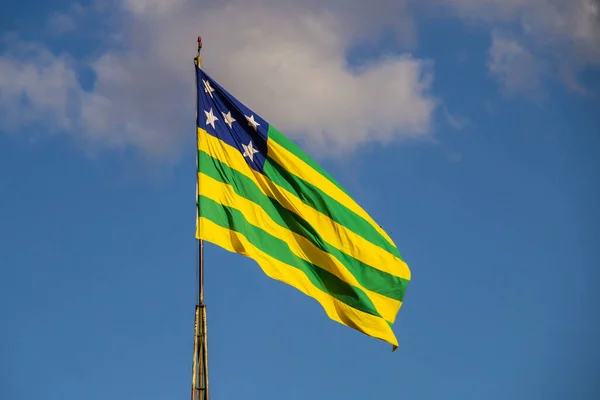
[199,195,383,319]
[198,150,409,303]
[268,126,349,195]
[267,126,401,260]
[263,158,402,260]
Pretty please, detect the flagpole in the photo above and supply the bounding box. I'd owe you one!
[191,35,209,400]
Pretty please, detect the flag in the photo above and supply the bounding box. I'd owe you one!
[195,65,411,349]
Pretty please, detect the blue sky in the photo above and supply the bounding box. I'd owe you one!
[1,1,599,399]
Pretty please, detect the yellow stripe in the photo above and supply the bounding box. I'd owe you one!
[199,171,402,323]
[198,128,411,281]
[197,216,399,347]
[268,139,397,250]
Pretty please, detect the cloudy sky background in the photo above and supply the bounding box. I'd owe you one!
[1,1,599,399]
[2,0,598,157]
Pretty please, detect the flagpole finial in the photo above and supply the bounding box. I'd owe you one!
[196,36,203,67]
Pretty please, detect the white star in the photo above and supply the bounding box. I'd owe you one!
[204,108,218,129]
[203,79,215,98]
[222,111,236,129]
[242,140,259,162]
[245,114,260,131]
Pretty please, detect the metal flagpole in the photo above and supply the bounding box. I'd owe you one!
[191,36,209,400]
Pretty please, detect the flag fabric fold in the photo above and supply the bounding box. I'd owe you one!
[195,65,411,349]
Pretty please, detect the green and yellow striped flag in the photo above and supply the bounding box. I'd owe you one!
[195,65,411,349]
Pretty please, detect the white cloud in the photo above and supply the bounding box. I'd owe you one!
[0,41,82,133]
[487,31,542,94]
[191,5,434,154]
[0,0,437,158]
[5,0,595,157]
[124,0,187,15]
[436,0,600,92]
[46,4,88,34]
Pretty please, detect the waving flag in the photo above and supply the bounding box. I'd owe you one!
[195,66,411,349]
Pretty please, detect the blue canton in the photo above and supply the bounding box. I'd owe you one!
[196,67,269,173]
